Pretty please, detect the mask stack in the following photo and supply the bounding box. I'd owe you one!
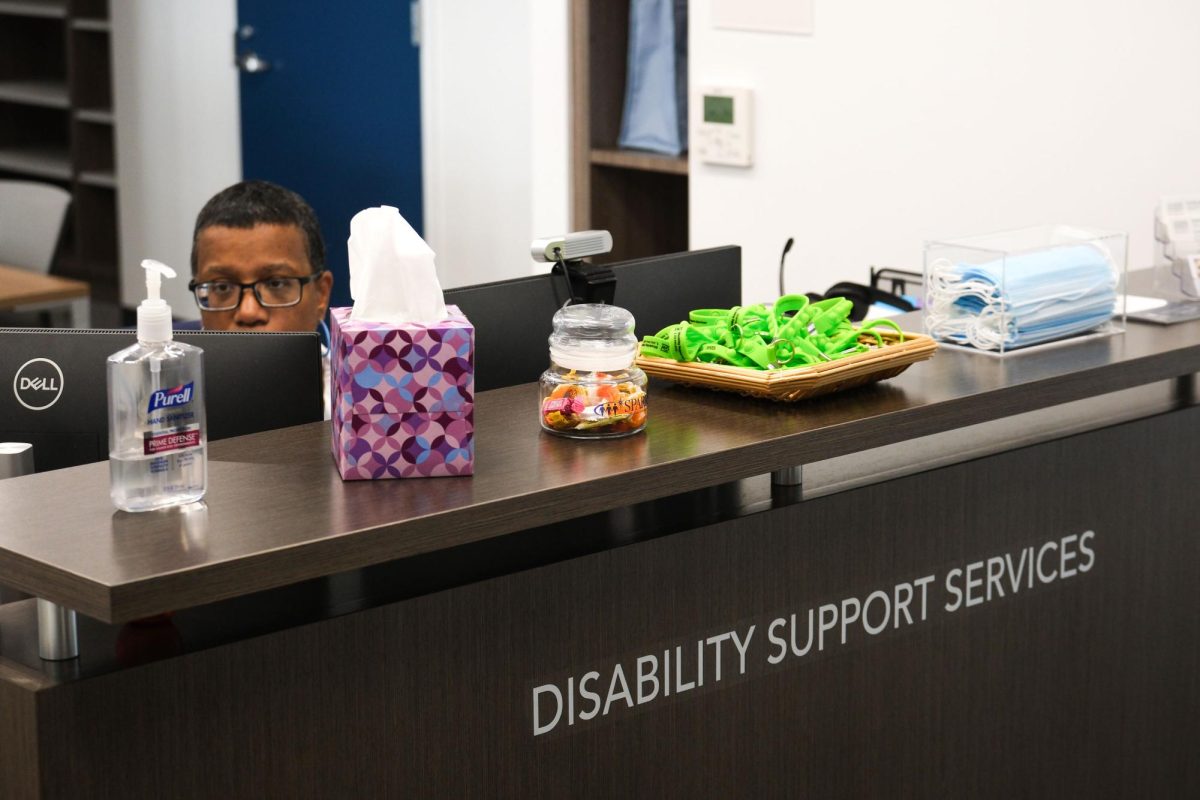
[925,243,1118,351]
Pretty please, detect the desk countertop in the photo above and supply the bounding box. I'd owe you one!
[1,311,1199,624]
[0,263,89,306]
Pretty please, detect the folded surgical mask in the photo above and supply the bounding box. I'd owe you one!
[926,243,1117,351]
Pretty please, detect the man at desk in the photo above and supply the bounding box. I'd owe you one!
[189,180,333,333]
[189,180,334,414]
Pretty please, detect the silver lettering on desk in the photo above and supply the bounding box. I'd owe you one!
[530,531,1096,737]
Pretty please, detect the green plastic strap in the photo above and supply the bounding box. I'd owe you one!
[860,318,904,337]
[689,309,733,326]
[810,298,854,336]
[696,342,757,368]
[736,335,775,369]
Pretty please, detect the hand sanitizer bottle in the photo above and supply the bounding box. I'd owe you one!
[108,260,207,512]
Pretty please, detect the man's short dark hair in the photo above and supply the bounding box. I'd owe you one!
[191,180,325,275]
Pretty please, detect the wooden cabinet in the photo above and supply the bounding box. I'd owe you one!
[570,0,688,265]
[0,0,118,302]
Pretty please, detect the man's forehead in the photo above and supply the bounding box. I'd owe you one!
[195,223,310,273]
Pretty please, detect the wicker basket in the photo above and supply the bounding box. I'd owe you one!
[635,330,938,402]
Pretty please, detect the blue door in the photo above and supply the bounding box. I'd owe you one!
[236,0,423,308]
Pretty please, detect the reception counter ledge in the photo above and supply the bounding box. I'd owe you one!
[1,312,1198,797]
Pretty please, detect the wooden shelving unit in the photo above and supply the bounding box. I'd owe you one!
[589,148,688,176]
[0,78,70,108]
[70,16,107,32]
[0,144,71,178]
[77,168,114,188]
[73,107,110,124]
[0,0,119,303]
[570,0,688,265]
[0,0,66,18]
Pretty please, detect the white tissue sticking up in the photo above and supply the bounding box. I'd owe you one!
[348,205,447,325]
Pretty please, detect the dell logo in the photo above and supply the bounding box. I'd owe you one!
[20,376,59,391]
[13,358,65,411]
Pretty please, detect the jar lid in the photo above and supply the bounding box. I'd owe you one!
[548,303,638,372]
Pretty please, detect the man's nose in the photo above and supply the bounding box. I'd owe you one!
[233,286,269,326]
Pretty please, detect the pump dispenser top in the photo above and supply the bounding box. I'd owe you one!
[137,259,176,342]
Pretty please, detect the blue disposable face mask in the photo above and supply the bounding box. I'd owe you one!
[927,243,1117,351]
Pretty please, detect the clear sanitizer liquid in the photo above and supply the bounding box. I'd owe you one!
[108,259,207,512]
[108,341,206,511]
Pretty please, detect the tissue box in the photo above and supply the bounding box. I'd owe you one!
[330,305,474,480]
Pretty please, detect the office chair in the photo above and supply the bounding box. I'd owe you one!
[0,179,72,273]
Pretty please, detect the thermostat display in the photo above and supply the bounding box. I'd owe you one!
[703,95,734,125]
[695,86,752,167]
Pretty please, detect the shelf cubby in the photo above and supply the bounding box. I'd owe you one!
[0,0,119,300]
[68,26,111,111]
[571,0,688,265]
[0,103,70,180]
[0,0,67,17]
[0,78,69,109]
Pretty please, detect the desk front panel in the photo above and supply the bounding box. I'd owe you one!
[10,406,1199,798]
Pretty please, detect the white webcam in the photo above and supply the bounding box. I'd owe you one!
[531,230,613,262]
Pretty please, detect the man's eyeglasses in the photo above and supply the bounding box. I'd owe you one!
[188,272,324,311]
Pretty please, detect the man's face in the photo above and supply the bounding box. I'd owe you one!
[193,223,333,332]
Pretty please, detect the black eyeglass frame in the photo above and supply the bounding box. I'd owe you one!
[188,271,326,311]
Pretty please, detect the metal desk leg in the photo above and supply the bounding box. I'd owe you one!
[771,465,803,488]
[37,599,79,661]
[69,297,90,328]
[771,465,804,506]
[1176,374,1195,406]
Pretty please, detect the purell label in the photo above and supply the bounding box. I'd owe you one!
[148,382,194,413]
[144,425,201,456]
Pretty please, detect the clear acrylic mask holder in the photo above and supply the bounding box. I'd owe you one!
[922,226,1128,357]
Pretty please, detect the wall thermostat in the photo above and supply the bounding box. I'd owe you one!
[695,86,753,168]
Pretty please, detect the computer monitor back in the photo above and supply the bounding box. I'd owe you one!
[0,329,323,472]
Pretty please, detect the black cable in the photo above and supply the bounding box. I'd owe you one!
[778,236,795,297]
[554,247,578,306]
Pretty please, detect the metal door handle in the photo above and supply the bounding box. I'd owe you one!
[237,50,272,74]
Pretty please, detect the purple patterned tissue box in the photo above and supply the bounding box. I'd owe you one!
[329,305,474,480]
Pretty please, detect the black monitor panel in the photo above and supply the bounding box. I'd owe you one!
[0,329,323,473]
[444,246,741,391]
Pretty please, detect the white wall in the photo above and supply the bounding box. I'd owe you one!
[690,0,1200,304]
[421,0,570,288]
[112,0,242,318]
[112,1,1197,313]
[110,0,567,311]
[528,0,571,273]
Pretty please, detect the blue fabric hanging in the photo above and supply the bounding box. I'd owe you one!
[619,0,688,156]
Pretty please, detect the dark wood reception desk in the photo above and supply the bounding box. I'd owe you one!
[1,313,1198,797]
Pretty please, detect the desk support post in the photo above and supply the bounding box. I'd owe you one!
[1175,374,1195,406]
[69,297,90,328]
[37,599,78,661]
[771,466,803,488]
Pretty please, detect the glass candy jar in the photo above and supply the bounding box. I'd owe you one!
[539,304,647,438]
